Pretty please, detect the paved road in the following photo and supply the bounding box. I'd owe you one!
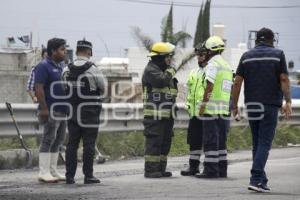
[0,148,299,200]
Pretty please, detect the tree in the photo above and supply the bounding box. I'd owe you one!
[203,0,211,41]
[193,0,211,47]
[161,4,173,43]
[193,3,204,47]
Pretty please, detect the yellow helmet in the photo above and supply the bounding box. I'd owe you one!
[204,36,225,51]
[149,42,175,57]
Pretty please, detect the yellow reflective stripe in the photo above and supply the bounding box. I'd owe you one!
[166,67,176,76]
[170,88,178,96]
[143,109,171,117]
[152,87,170,93]
[160,155,167,161]
[145,155,161,162]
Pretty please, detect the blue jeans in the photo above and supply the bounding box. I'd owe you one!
[247,104,279,185]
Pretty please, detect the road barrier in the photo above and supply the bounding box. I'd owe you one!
[0,102,300,137]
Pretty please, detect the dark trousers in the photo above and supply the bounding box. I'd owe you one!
[187,117,203,167]
[202,115,229,176]
[143,118,174,173]
[65,120,99,178]
[247,104,279,185]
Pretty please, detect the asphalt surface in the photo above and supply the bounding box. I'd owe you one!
[0,148,299,200]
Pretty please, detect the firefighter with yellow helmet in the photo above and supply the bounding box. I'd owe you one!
[196,36,233,178]
[142,42,178,178]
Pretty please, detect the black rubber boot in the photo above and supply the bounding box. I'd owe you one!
[181,159,200,176]
[84,176,100,184]
[219,160,228,178]
[144,161,163,178]
[160,160,172,177]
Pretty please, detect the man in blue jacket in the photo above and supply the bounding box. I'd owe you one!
[232,27,292,192]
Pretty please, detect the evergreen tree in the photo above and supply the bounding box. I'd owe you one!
[203,0,211,40]
[161,4,173,43]
[193,4,204,47]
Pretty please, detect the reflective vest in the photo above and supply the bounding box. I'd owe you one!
[142,62,178,119]
[186,67,205,117]
[203,56,233,115]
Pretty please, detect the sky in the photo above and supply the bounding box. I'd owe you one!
[0,0,299,68]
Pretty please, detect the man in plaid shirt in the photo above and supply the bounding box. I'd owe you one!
[27,48,47,103]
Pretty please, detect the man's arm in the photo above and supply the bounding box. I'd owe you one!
[145,66,176,88]
[231,75,244,117]
[280,73,292,119]
[199,80,214,115]
[27,90,37,103]
[35,83,49,122]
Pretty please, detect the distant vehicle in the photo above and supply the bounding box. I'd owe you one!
[291,85,300,99]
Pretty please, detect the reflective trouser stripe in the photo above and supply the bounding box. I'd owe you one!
[218,150,227,154]
[190,150,202,154]
[219,149,227,161]
[190,155,200,160]
[190,150,201,160]
[219,156,227,161]
[204,157,219,163]
[160,155,167,161]
[144,109,171,118]
[144,155,161,162]
[204,151,219,156]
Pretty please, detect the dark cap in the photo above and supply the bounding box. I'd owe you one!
[77,39,93,50]
[256,27,274,42]
[194,42,206,54]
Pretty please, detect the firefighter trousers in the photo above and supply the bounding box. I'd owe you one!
[143,118,174,173]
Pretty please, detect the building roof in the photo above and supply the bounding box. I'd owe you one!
[96,57,129,66]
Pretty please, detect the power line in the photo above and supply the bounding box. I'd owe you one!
[116,0,300,8]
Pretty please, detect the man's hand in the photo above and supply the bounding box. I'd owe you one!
[281,102,292,119]
[199,104,206,116]
[232,107,241,121]
[38,108,49,124]
[32,96,38,103]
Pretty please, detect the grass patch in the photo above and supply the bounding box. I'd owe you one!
[1,125,300,161]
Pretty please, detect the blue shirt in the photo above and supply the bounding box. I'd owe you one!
[236,44,288,107]
[35,57,68,113]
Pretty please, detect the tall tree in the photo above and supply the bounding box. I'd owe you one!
[161,4,173,43]
[193,3,204,47]
[203,0,211,40]
[193,0,211,47]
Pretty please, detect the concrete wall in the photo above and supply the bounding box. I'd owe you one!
[0,50,40,103]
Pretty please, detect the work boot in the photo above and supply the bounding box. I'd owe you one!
[144,161,163,178]
[38,153,59,183]
[84,176,100,184]
[195,172,219,179]
[144,172,163,178]
[66,177,75,184]
[219,160,228,178]
[181,159,200,176]
[160,160,172,177]
[50,153,66,181]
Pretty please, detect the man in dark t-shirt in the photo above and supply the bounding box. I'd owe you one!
[232,27,292,192]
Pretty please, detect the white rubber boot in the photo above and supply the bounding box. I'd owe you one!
[38,153,59,183]
[50,153,66,181]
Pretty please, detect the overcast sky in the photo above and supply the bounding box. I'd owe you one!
[0,0,299,68]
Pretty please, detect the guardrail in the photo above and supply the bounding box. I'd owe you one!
[0,102,300,137]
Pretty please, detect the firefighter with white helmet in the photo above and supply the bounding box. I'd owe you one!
[142,42,178,178]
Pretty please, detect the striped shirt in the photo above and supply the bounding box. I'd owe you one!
[26,66,36,91]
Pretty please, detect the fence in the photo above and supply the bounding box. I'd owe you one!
[1,102,300,137]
